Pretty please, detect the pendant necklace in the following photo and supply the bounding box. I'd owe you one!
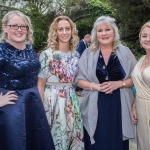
[143,55,150,67]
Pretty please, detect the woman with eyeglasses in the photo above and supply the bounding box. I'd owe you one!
[0,10,55,150]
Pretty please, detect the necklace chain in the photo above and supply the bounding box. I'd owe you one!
[143,55,150,67]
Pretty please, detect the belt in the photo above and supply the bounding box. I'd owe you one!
[46,82,72,86]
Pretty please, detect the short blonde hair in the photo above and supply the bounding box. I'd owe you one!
[47,16,79,51]
[139,21,150,40]
[90,16,120,53]
[0,10,33,43]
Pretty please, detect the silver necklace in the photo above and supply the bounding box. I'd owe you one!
[143,55,150,67]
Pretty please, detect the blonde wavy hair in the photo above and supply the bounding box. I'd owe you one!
[47,16,79,51]
[90,16,120,53]
[0,10,33,44]
[139,21,150,40]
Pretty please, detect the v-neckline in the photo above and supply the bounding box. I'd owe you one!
[140,55,150,74]
[100,51,113,66]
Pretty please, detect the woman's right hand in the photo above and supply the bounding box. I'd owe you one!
[0,91,18,107]
[132,107,138,124]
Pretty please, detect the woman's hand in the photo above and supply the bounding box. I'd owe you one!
[132,107,138,124]
[93,83,102,91]
[100,81,122,94]
[37,78,47,102]
[0,91,18,107]
[132,100,138,124]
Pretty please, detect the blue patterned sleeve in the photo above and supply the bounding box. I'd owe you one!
[0,44,5,67]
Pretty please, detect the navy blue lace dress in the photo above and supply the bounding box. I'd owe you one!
[0,41,55,150]
[84,51,129,150]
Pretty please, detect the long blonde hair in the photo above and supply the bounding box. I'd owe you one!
[0,10,33,43]
[47,16,79,51]
[90,16,120,53]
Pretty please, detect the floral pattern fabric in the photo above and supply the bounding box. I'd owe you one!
[38,48,84,150]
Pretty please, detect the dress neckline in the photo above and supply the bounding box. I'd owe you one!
[3,40,27,51]
[99,50,115,66]
[140,55,150,74]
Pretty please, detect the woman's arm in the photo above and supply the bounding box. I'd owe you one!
[0,91,18,107]
[121,77,134,88]
[37,78,46,102]
[77,78,133,93]
[101,77,134,94]
[77,80,101,91]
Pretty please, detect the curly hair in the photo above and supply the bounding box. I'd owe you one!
[47,16,79,51]
[0,10,33,44]
[90,16,120,53]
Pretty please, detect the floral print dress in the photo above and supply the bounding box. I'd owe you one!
[38,48,84,150]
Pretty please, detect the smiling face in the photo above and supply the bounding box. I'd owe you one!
[97,23,114,47]
[56,20,72,44]
[140,26,150,52]
[2,15,28,46]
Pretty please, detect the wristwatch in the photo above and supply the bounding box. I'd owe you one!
[122,80,126,88]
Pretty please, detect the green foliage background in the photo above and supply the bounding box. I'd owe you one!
[24,10,49,50]
[107,0,150,58]
[1,0,150,57]
[75,0,113,38]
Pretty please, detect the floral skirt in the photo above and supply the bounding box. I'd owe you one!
[43,84,84,150]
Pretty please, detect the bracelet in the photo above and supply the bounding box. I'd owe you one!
[121,80,126,88]
[90,82,95,91]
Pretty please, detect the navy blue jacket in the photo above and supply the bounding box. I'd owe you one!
[76,40,87,56]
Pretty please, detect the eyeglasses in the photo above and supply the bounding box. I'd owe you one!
[5,25,29,30]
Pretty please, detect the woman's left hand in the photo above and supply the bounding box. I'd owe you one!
[100,81,122,94]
